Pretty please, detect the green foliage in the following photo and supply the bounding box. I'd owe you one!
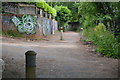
[54,6,72,27]
[83,23,119,58]
[70,3,79,22]
[72,2,98,30]
[51,8,57,17]
[83,15,97,29]
[73,2,119,31]
[75,2,120,58]
[47,2,77,22]
[36,1,45,9]
[78,2,97,16]
[31,0,56,17]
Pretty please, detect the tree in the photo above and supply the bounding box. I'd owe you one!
[73,2,119,32]
[54,6,72,28]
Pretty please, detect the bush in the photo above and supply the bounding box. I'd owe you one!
[83,23,119,58]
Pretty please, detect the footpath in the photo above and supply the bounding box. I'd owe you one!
[1,31,118,78]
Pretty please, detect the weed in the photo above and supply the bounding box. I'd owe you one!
[83,23,119,58]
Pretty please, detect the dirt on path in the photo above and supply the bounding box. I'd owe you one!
[1,31,119,78]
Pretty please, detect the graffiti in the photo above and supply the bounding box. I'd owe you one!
[48,20,52,34]
[42,18,47,36]
[12,15,37,34]
[11,14,58,36]
[11,16,21,26]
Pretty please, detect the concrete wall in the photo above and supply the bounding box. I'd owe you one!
[2,2,58,39]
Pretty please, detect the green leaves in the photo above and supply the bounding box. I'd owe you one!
[83,23,119,58]
[78,2,97,16]
[54,6,71,26]
[36,0,57,17]
[36,1,45,9]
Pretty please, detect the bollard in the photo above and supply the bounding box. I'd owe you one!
[60,27,64,40]
[25,50,37,79]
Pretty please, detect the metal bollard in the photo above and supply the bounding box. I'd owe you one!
[25,50,37,79]
[60,27,64,40]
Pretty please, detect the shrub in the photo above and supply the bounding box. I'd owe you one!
[83,23,119,58]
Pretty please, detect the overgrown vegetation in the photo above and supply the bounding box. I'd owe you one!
[83,23,119,58]
[68,2,120,58]
[36,1,56,17]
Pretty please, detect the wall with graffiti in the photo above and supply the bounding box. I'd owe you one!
[36,16,58,37]
[12,15,37,34]
[2,14,58,39]
[41,18,52,36]
[2,3,58,39]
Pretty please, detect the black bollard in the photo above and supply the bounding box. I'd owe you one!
[25,50,37,79]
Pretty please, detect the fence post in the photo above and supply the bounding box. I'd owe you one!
[25,50,37,78]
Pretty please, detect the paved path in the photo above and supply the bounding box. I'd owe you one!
[1,31,118,78]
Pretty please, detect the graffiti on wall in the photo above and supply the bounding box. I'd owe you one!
[12,15,37,34]
[42,18,48,36]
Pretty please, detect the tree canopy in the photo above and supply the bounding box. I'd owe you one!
[54,6,72,27]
